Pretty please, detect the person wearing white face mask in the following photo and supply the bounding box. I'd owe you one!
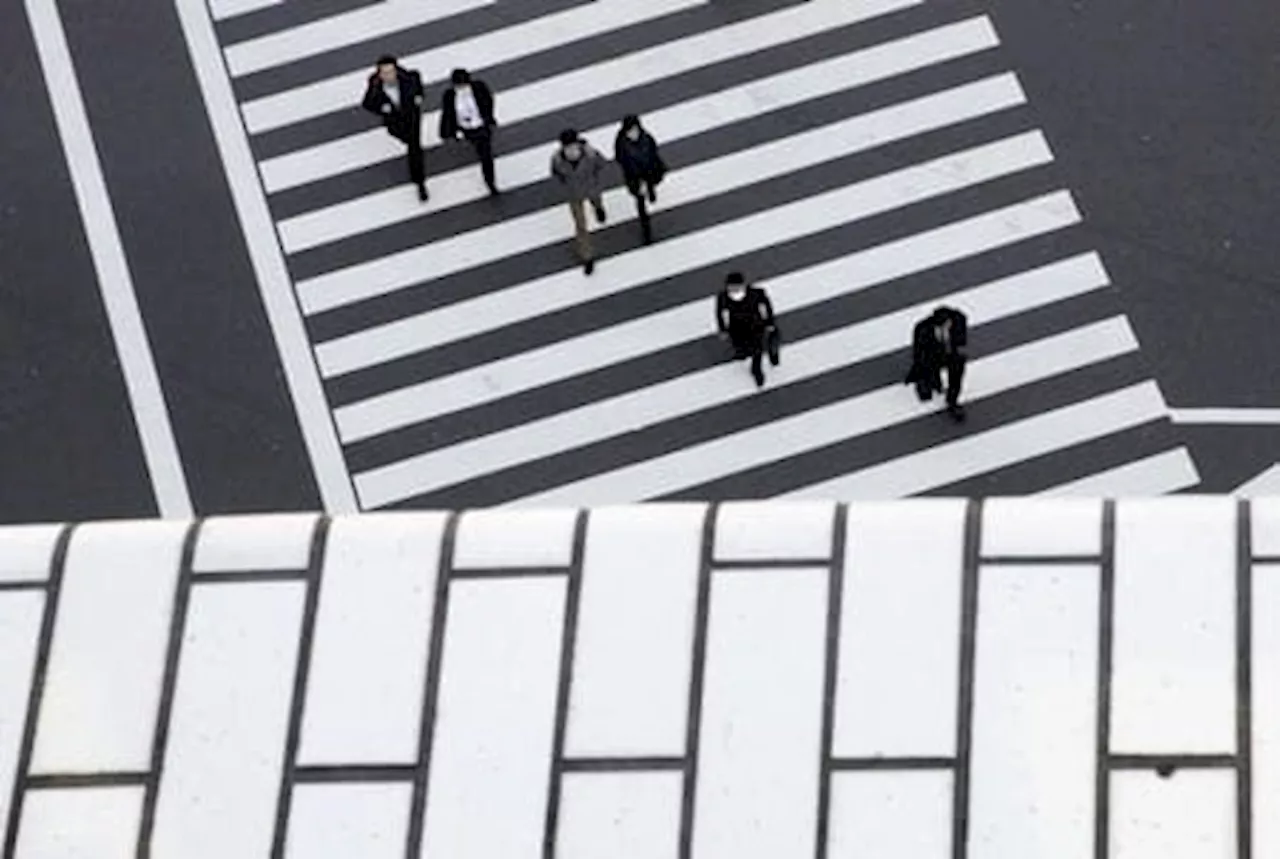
[439,68,499,195]
[550,128,609,275]
[715,271,780,388]
[613,114,667,245]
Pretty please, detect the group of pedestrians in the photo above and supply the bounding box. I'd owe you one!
[362,55,666,275]
[361,57,968,408]
[363,57,496,201]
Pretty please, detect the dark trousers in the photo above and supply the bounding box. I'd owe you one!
[731,331,766,382]
[915,356,966,406]
[626,178,655,241]
[387,121,425,187]
[944,355,965,406]
[463,127,496,189]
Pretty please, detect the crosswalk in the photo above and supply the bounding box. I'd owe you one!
[206,0,1200,508]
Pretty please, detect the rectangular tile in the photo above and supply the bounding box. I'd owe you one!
[193,513,318,573]
[1110,769,1236,859]
[969,564,1099,856]
[15,786,143,858]
[0,524,62,584]
[1111,498,1236,753]
[150,582,306,858]
[834,501,965,757]
[981,499,1103,557]
[285,782,411,859]
[421,577,565,858]
[1253,562,1280,856]
[209,0,279,21]
[692,568,826,857]
[557,771,681,859]
[452,509,577,569]
[566,506,702,758]
[0,592,45,846]
[298,514,445,766]
[827,771,952,858]
[30,521,185,773]
[1253,498,1280,557]
[714,501,835,562]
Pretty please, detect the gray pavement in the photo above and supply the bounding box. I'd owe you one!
[1,0,1277,520]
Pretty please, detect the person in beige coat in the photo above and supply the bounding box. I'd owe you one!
[550,128,609,275]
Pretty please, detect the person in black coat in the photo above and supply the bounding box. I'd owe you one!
[905,305,968,421]
[439,68,499,195]
[362,54,428,201]
[613,114,667,244]
[716,271,779,388]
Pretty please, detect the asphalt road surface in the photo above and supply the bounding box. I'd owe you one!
[1,0,1276,522]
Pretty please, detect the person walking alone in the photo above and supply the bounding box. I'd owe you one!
[716,271,779,388]
[905,305,969,421]
[550,129,608,275]
[362,54,428,201]
[613,114,667,244]
[439,68,499,195]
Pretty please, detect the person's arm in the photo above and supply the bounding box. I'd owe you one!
[408,71,425,109]
[361,79,386,116]
[715,292,729,333]
[479,82,497,126]
[757,289,776,327]
[439,90,456,140]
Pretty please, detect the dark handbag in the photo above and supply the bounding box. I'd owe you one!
[651,156,668,185]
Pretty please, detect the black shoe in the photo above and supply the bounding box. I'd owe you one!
[594,205,607,224]
[417,184,428,202]
[583,259,595,275]
[752,368,765,388]
[947,403,966,422]
[641,222,653,245]
[647,185,657,204]
[487,182,500,196]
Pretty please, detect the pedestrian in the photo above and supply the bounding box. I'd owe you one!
[550,129,609,275]
[905,305,968,421]
[362,54,428,201]
[613,114,667,245]
[715,271,780,388]
[439,68,499,195]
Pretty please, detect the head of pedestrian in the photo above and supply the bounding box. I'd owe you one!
[376,55,398,84]
[451,68,472,90]
[559,129,584,161]
[725,271,748,301]
[621,114,643,142]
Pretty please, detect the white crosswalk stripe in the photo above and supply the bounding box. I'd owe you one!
[200,0,1198,508]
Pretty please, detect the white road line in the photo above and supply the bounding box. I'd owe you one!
[1035,448,1200,496]
[26,0,193,518]
[334,201,1089,449]
[224,0,496,77]
[174,0,357,512]
[352,231,1099,507]
[512,319,1140,508]
[240,0,716,134]
[277,20,1007,246]
[1232,464,1280,496]
[261,0,954,195]
[320,74,1027,384]
[303,122,1053,316]
[209,0,280,22]
[781,381,1168,500]
[1168,407,1280,425]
